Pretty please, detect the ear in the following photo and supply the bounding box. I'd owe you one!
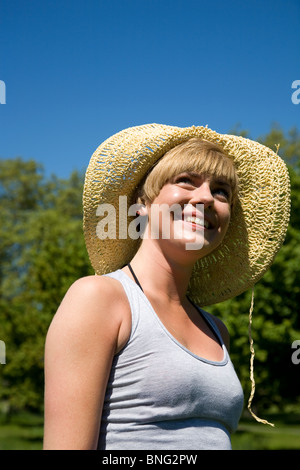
[135,197,149,217]
[136,203,149,217]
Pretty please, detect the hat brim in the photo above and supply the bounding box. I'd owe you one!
[83,123,290,306]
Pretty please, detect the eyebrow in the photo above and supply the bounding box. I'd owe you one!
[212,178,232,189]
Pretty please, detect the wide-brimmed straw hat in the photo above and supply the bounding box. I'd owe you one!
[83,123,290,306]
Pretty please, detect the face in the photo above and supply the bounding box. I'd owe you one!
[144,171,232,260]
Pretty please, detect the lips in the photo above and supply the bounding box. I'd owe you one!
[182,212,214,229]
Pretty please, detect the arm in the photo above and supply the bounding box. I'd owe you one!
[43,275,129,450]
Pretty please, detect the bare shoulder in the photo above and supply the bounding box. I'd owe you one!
[65,274,126,301]
[44,274,132,449]
[206,311,230,352]
[46,274,132,354]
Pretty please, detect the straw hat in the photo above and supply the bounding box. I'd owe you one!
[83,123,290,306]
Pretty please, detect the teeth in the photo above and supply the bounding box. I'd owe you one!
[184,216,212,228]
[185,216,204,226]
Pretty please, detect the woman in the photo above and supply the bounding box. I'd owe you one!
[43,124,290,450]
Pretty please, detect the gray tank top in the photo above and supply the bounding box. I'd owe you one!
[98,270,244,450]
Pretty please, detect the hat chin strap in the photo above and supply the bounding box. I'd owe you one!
[247,287,274,427]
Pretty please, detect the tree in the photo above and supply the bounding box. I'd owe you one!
[0,159,92,412]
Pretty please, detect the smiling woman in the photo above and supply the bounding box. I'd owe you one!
[133,139,237,254]
[44,123,290,450]
[141,171,232,255]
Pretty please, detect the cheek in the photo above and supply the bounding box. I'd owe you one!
[154,185,183,203]
[169,188,182,200]
[215,202,231,231]
[221,207,231,231]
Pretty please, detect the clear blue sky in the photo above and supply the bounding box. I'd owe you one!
[0,0,299,178]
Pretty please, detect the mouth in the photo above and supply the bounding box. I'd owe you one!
[183,214,213,229]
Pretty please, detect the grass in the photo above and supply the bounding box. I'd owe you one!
[233,423,300,450]
[232,411,300,450]
[0,411,299,450]
[0,412,43,450]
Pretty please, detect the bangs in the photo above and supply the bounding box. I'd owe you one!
[138,138,238,205]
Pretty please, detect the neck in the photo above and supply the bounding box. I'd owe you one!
[125,239,195,305]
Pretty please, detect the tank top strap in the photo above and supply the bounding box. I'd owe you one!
[103,269,141,341]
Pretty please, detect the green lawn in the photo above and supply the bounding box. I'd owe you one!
[232,420,300,450]
[0,412,299,450]
[0,412,43,450]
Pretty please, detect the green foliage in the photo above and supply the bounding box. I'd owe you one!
[0,159,93,412]
[0,124,299,415]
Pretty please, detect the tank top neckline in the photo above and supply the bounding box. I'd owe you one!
[115,269,228,367]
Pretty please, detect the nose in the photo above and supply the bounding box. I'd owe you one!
[189,182,214,208]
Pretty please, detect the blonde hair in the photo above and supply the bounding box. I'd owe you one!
[135,138,238,206]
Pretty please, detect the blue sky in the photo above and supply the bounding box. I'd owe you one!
[0,0,299,178]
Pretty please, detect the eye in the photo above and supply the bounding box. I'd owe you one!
[174,174,195,186]
[212,186,231,201]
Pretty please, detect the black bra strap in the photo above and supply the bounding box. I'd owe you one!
[186,295,222,347]
[127,263,144,292]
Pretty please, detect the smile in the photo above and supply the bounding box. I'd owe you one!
[183,215,212,229]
